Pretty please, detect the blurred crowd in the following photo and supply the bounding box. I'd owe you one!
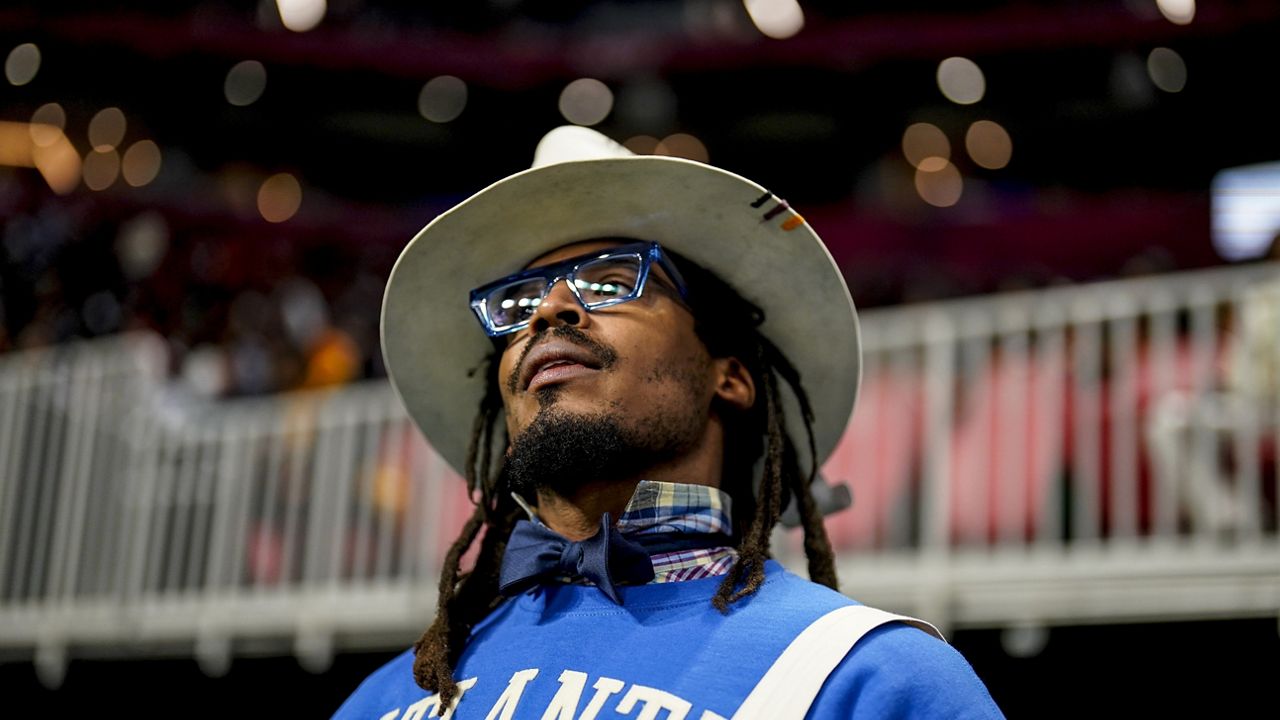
[0,172,389,398]
[3,162,1275,407]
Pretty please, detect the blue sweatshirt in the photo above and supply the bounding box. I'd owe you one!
[334,561,1003,719]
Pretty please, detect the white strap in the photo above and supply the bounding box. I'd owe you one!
[730,606,944,720]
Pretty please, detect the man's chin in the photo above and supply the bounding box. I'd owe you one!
[533,383,564,409]
[504,408,628,499]
[532,377,607,411]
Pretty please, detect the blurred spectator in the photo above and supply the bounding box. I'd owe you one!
[302,326,363,388]
[1145,235,1280,534]
[181,344,230,398]
[1227,235,1280,403]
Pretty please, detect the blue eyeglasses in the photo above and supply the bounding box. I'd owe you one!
[469,241,689,337]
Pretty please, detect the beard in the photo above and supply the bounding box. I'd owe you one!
[502,402,702,501]
[500,322,717,501]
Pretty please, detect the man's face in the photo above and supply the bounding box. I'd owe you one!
[495,240,721,495]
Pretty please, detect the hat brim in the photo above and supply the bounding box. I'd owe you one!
[381,156,860,478]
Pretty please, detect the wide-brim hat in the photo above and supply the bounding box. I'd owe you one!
[382,126,860,488]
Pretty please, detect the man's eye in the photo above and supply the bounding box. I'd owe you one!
[575,277,634,296]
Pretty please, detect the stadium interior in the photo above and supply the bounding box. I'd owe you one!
[2,1,1280,716]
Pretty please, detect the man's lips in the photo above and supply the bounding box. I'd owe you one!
[519,340,604,392]
[527,361,596,392]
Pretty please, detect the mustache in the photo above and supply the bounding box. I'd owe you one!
[506,325,619,396]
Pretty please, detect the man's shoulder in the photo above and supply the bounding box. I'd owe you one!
[733,561,859,616]
[755,564,1004,718]
[809,622,1005,719]
[331,649,419,719]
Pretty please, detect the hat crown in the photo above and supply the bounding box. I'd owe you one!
[532,126,634,168]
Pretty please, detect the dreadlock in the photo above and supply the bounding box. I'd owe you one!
[671,251,838,608]
[412,247,838,706]
[411,353,518,707]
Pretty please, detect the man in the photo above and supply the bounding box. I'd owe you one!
[336,127,1003,719]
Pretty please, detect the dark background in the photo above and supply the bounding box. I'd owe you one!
[3,1,1280,716]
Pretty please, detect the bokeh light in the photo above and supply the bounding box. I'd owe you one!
[225,60,267,107]
[29,103,66,147]
[122,140,163,186]
[965,120,1013,170]
[916,156,948,172]
[0,121,35,166]
[937,57,986,105]
[88,107,127,151]
[743,0,805,40]
[82,149,121,191]
[258,172,302,223]
[1210,161,1280,260]
[115,211,170,280]
[32,133,81,194]
[1156,0,1194,25]
[277,0,326,32]
[654,134,709,163]
[902,122,950,169]
[418,76,468,123]
[559,78,614,126]
[1147,47,1187,93]
[915,160,963,207]
[5,43,40,86]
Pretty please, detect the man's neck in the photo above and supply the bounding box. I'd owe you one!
[535,480,642,541]
[531,418,727,541]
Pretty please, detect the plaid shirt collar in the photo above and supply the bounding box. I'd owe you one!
[617,480,739,583]
[615,480,733,537]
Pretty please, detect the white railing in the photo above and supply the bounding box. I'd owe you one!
[2,262,1279,684]
[816,261,1280,631]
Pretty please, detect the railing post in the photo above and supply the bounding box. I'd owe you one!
[0,356,35,602]
[1230,289,1264,545]
[919,311,955,630]
[1106,293,1140,542]
[47,346,97,623]
[1188,285,1219,544]
[1145,289,1179,541]
[996,302,1031,549]
[1032,302,1066,550]
[1070,295,1103,546]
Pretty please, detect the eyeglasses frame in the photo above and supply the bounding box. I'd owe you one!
[468,241,689,338]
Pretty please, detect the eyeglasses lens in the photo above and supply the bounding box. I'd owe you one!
[483,253,646,332]
[486,278,548,330]
[572,255,642,305]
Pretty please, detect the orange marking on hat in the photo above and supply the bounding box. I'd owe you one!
[781,215,805,231]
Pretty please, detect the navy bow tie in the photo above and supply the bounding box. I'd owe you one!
[498,513,732,604]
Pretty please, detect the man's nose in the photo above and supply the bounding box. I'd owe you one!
[529,278,591,333]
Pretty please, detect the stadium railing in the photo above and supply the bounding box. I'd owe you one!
[1,261,1278,685]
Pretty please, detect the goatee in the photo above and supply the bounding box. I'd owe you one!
[502,406,695,500]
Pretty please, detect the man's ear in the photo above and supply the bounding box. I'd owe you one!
[712,357,755,411]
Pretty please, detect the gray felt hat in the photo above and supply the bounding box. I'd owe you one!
[381,127,860,492]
